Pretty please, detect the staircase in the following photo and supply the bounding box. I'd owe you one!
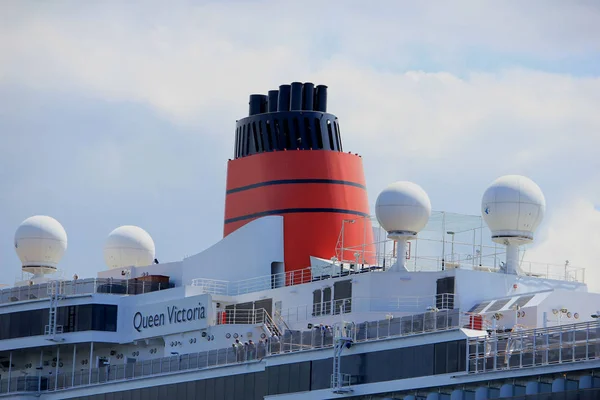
[262,310,282,337]
[45,280,64,339]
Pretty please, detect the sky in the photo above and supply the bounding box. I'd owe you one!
[0,1,599,289]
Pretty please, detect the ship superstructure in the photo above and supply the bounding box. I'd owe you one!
[1,83,599,400]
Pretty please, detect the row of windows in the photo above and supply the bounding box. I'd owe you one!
[234,114,343,158]
[65,340,466,400]
[0,304,118,340]
[64,378,600,400]
[68,372,267,400]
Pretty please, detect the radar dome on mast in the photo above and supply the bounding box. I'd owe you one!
[14,215,67,275]
[104,225,156,269]
[375,181,431,271]
[481,175,546,275]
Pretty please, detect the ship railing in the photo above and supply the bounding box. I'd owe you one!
[279,294,457,324]
[191,265,396,297]
[467,319,600,374]
[0,308,466,395]
[190,278,230,296]
[0,278,174,305]
[215,308,269,325]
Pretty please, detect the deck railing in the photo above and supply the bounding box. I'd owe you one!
[0,278,173,305]
[0,308,465,396]
[467,320,600,373]
[191,265,384,296]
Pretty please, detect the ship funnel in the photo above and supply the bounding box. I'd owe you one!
[234,81,342,158]
[225,81,376,281]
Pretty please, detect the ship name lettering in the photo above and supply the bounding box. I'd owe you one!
[134,302,206,332]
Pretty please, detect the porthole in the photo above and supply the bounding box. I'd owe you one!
[226,333,231,339]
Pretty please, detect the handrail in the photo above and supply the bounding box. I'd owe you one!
[467,319,600,374]
[0,278,174,305]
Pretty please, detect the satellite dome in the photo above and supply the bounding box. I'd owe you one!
[481,175,545,243]
[375,181,432,239]
[14,215,67,272]
[104,225,156,269]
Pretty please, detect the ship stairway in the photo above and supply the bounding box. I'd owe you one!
[262,311,282,338]
[330,322,356,394]
[44,280,65,341]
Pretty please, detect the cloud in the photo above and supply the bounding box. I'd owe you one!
[0,1,598,287]
[526,199,600,290]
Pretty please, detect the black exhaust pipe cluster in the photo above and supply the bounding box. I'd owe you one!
[248,82,328,116]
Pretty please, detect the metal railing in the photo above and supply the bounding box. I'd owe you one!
[191,265,384,296]
[216,308,269,325]
[0,309,465,396]
[0,278,174,305]
[468,320,600,374]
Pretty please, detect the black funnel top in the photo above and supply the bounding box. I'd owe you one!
[234,82,342,159]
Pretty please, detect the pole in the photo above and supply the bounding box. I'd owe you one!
[55,346,60,390]
[88,342,94,384]
[340,222,345,263]
[72,344,77,387]
[441,212,446,269]
[451,233,455,263]
[7,352,12,392]
[362,216,367,264]
[479,218,483,266]
[38,349,43,392]
[472,229,476,268]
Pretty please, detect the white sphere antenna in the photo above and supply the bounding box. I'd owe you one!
[481,175,546,275]
[14,215,68,276]
[104,225,156,270]
[375,181,432,272]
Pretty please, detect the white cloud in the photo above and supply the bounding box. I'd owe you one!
[526,199,600,291]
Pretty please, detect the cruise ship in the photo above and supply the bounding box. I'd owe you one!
[1,82,599,400]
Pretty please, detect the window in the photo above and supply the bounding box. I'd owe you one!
[312,290,321,316]
[0,304,117,340]
[436,277,455,309]
[333,280,352,314]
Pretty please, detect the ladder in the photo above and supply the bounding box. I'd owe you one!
[45,281,64,337]
[330,322,355,394]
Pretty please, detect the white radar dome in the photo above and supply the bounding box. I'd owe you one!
[104,225,156,269]
[375,181,432,239]
[14,215,68,271]
[481,175,546,243]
